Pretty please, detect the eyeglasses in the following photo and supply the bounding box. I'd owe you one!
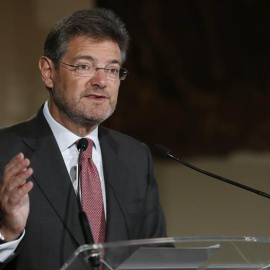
[59,62,128,81]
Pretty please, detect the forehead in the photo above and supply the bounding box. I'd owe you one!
[63,36,121,64]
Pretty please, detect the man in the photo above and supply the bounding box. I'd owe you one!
[0,8,167,269]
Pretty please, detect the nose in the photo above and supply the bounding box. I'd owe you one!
[89,69,107,88]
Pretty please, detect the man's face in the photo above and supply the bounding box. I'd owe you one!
[48,36,122,133]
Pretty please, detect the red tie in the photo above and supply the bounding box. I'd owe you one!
[81,138,106,244]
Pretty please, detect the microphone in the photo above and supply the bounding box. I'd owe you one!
[77,138,89,203]
[77,138,89,153]
[76,138,93,244]
[153,144,270,200]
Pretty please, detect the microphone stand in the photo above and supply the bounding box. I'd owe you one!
[154,144,270,200]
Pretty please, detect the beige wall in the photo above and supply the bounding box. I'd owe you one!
[1,1,270,240]
[0,0,96,126]
[155,151,270,238]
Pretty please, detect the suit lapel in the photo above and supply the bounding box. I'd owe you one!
[22,108,86,246]
[99,127,130,242]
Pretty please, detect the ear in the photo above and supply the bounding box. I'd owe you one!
[39,56,55,89]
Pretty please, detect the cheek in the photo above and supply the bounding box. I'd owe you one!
[113,88,119,97]
[64,80,83,99]
[111,90,119,105]
[111,83,120,99]
[58,71,80,90]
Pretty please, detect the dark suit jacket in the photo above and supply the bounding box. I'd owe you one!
[0,105,167,269]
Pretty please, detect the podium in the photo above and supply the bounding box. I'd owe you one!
[60,236,270,269]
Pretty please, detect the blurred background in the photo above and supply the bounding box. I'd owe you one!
[1,0,270,238]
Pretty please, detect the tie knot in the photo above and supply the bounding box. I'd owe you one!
[77,138,94,159]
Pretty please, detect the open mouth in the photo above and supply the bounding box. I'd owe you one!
[85,94,108,101]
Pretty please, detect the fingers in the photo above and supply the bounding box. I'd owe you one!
[8,180,34,206]
[2,153,33,191]
[0,153,34,207]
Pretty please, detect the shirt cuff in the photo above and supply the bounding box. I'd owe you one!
[0,230,25,262]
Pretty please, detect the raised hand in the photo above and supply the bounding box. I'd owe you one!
[0,153,34,242]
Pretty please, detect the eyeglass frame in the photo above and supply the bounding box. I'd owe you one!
[59,62,128,81]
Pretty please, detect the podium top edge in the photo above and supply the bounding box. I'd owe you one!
[75,236,270,253]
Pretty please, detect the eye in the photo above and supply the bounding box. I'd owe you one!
[76,64,91,71]
[108,68,119,74]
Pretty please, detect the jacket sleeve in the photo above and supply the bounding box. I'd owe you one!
[138,143,168,239]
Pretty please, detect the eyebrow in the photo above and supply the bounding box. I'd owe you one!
[72,55,121,65]
[73,55,94,62]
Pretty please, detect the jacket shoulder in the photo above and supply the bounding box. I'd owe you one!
[99,126,147,148]
[98,126,152,160]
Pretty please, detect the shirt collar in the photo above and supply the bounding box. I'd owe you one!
[42,101,99,152]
